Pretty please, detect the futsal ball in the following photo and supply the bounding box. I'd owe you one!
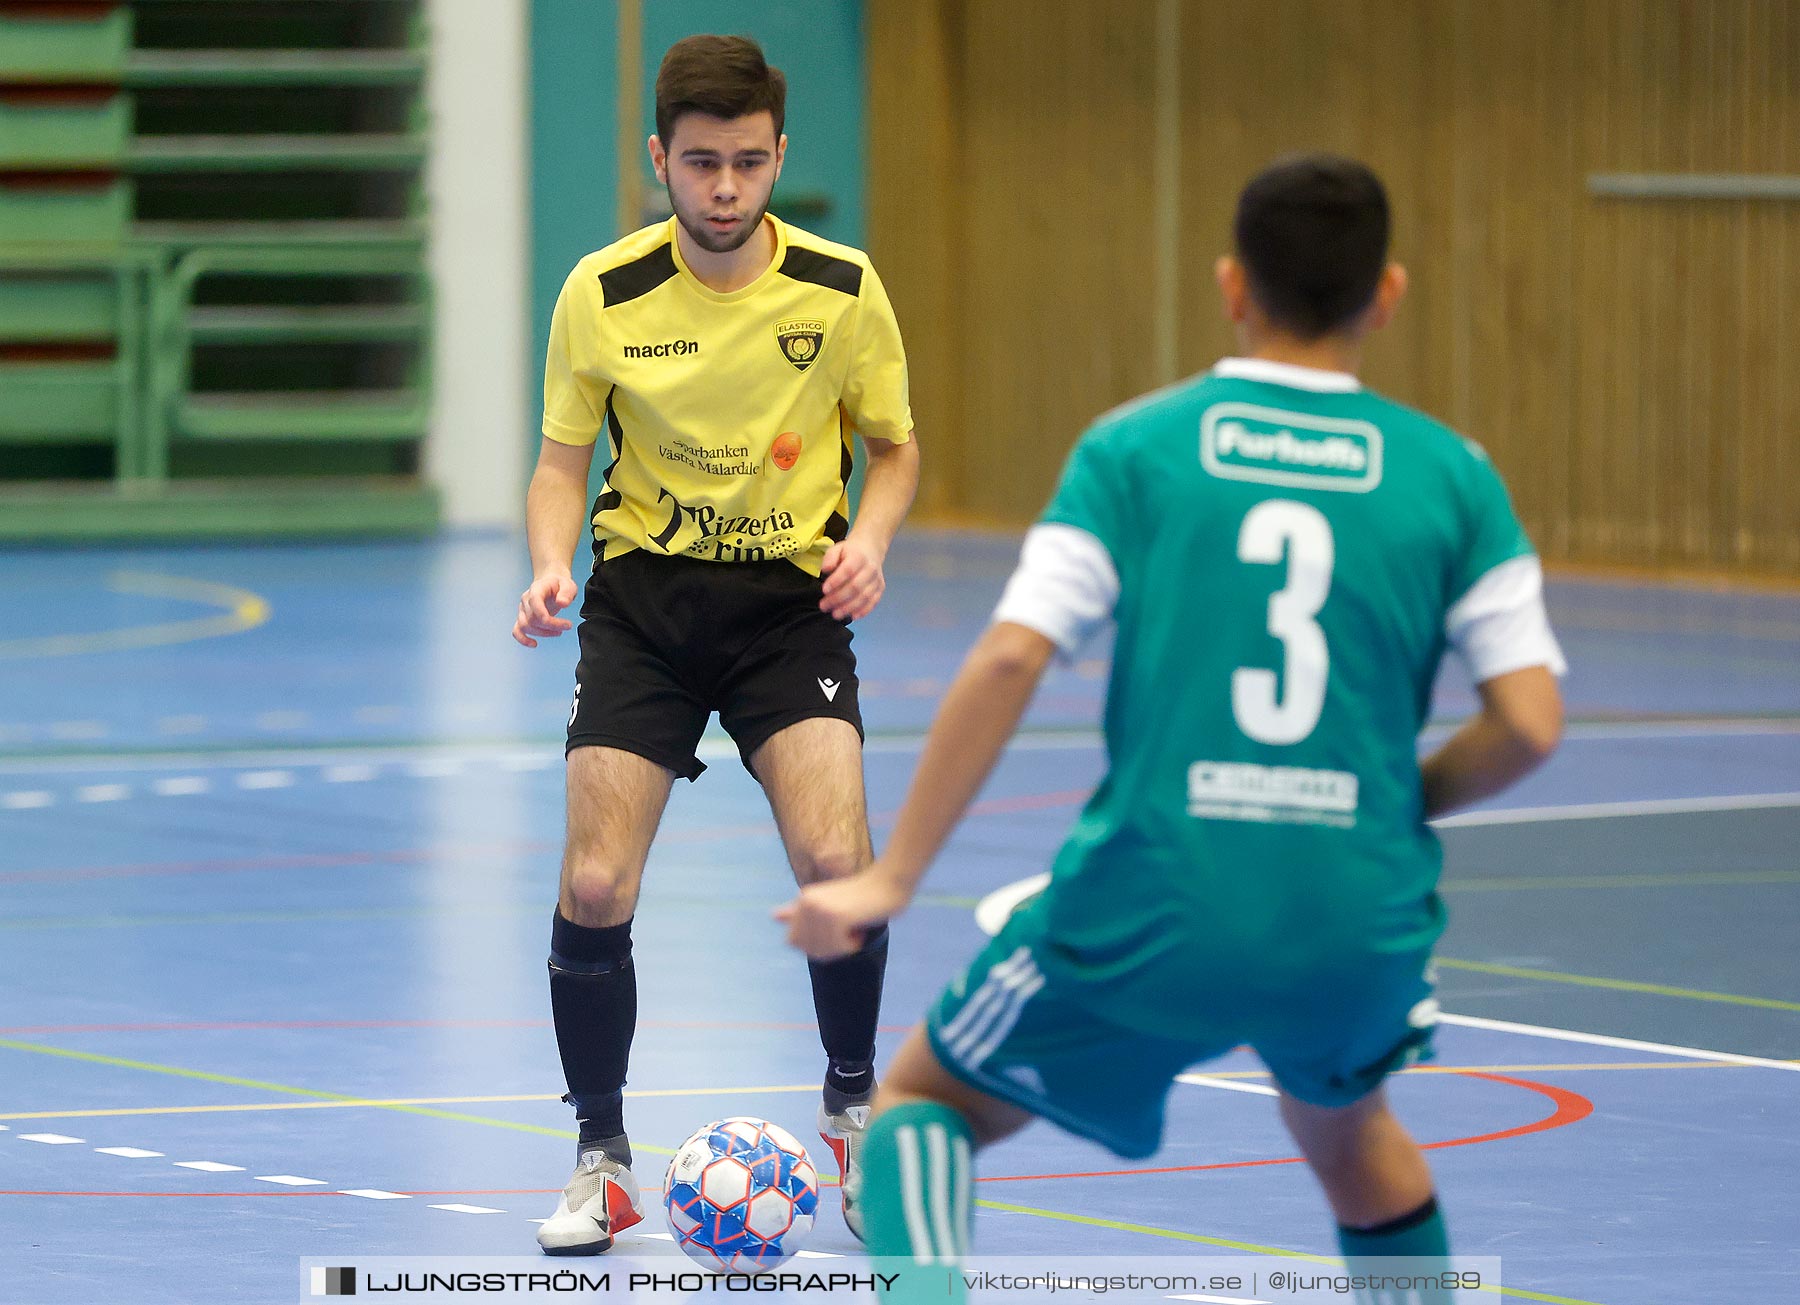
[664,1117,819,1273]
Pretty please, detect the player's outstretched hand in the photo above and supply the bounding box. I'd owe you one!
[819,538,886,622]
[776,868,908,960]
[513,570,579,648]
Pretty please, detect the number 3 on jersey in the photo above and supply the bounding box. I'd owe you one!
[1232,499,1334,745]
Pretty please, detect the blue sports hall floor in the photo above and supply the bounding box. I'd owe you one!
[1,529,1796,1305]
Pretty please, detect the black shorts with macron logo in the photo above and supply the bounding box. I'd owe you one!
[566,549,862,781]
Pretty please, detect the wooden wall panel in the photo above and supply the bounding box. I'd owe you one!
[869,0,1161,525]
[956,0,1162,522]
[868,0,1800,574]
[866,0,962,516]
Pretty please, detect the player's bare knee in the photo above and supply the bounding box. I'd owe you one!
[560,860,635,926]
[788,841,867,885]
[1281,1092,1380,1169]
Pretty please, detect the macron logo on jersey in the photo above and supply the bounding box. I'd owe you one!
[622,339,700,359]
[1201,403,1383,493]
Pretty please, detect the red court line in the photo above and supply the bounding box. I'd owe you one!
[0,1189,562,1198]
[955,790,1091,818]
[975,1071,1593,1183]
[3,788,1089,885]
[0,844,557,885]
[0,1072,1593,1199]
[0,1018,550,1035]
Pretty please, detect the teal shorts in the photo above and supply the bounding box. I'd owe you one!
[925,909,1437,1160]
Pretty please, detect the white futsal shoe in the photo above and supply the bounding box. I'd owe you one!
[536,1148,644,1255]
[818,1100,873,1242]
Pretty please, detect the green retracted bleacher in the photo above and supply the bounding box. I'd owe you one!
[0,0,437,540]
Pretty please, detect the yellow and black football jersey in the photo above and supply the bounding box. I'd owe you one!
[542,215,913,575]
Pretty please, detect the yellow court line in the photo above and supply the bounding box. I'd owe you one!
[1445,870,1800,893]
[9,1059,1784,1124]
[972,1200,1608,1305]
[1435,958,1800,1012]
[0,1084,821,1122]
[0,571,269,659]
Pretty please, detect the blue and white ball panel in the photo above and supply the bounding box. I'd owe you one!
[662,1117,819,1272]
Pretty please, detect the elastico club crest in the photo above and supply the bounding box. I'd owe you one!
[775,318,826,372]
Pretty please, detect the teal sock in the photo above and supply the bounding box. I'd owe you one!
[1336,1195,1453,1305]
[860,1101,974,1303]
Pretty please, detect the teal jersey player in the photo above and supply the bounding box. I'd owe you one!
[1006,359,1553,1053]
[781,155,1567,1303]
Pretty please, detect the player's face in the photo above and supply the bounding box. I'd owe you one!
[651,111,785,254]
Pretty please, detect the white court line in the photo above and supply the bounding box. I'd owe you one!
[174,1160,244,1172]
[95,1147,163,1158]
[1175,1074,1279,1098]
[1439,1013,1800,1073]
[406,759,463,778]
[1,791,53,809]
[47,721,105,740]
[18,1133,85,1145]
[340,1189,410,1200]
[76,784,129,803]
[429,1203,504,1214]
[256,1174,327,1186]
[237,770,295,790]
[324,764,378,783]
[1437,791,1800,827]
[152,777,210,797]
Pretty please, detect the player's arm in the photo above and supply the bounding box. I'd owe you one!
[1420,665,1563,818]
[822,260,919,621]
[1420,553,1567,817]
[513,436,595,648]
[778,620,1055,956]
[820,432,920,621]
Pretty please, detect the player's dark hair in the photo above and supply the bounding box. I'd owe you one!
[1233,154,1390,339]
[655,34,787,147]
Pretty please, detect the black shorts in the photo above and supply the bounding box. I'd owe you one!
[565,549,862,781]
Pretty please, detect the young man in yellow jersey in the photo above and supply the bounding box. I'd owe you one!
[513,35,919,1255]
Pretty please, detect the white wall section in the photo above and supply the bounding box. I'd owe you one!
[425,0,531,528]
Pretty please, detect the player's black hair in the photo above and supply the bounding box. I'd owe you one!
[655,34,787,147]
[1233,154,1391,339]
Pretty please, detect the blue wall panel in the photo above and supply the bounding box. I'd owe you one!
[529,0,618,464]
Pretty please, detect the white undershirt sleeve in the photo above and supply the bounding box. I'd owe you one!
[1446,555,1568,682]
[990,523,1120,658]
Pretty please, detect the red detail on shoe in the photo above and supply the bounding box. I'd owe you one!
[606,1179,643,1233]
[820,1131,849,1178]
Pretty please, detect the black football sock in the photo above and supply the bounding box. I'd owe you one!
[548,911,636,1148]
[808,922,888,1108]
[576,1132,633,1168]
